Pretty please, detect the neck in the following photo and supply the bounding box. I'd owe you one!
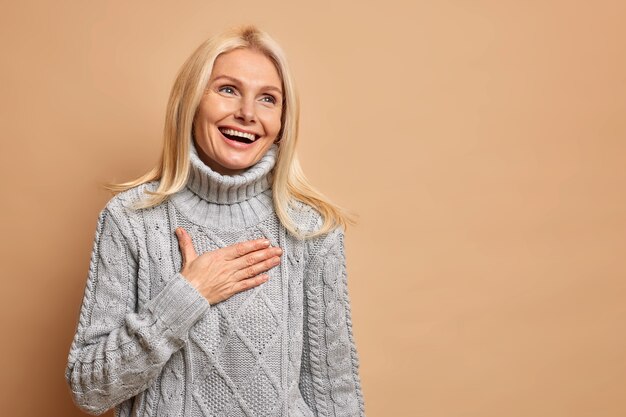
[169,141,278,229]
[187,141,278,204]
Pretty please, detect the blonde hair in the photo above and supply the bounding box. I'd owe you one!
[107,24,356,239]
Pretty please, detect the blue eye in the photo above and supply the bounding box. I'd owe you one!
[219,86,236,95]
[261,95,276,104]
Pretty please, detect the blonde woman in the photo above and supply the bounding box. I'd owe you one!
[66,25,366,417]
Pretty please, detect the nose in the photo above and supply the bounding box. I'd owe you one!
[234,97,256,124]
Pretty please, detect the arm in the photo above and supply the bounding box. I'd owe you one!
[65,206,209,415]
[300,227,366,417]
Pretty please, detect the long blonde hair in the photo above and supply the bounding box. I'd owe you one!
[107,25,356,239]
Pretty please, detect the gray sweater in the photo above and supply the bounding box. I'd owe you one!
[66,143,366,417]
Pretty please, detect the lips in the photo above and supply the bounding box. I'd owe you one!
[218,127,259,144]
[217,128,260,149]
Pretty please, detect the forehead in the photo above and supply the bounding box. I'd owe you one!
[210,48,282,89]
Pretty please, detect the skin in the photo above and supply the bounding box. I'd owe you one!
[192,47,283,175]
[176,228,283,305]
[175,47,284,303]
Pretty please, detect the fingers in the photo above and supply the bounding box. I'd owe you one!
[224,238,271,260]
[174,232,281,304]
[241,246,283,267]
[175,227,198,267]
[234,246,282,276]
[233,274,269,293]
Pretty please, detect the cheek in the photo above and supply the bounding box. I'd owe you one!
[200,96,236,123]
[261,111,282,135]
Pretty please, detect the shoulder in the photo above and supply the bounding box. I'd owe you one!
[287,199,324,235]
[104,181,160,214]
[97,181,161,239]
[288,199,345,260]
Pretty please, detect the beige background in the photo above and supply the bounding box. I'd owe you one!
[2,1,626,416]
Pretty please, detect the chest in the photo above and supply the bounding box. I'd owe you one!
[132,201,307,313]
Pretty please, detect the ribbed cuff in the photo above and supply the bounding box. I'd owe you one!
[146,273,210,339]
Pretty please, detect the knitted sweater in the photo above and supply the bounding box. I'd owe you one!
[65,142,366,417]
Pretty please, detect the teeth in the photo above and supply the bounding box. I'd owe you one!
[220,128,256,141]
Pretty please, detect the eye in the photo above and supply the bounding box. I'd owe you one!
[260,95,277,104]
[218,85,237,95]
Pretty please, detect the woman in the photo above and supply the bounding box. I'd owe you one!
[66,25,366,417]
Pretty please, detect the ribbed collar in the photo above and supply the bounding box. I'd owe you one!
[186,141,278,204]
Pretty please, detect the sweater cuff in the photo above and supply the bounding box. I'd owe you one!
[146,273,210,339]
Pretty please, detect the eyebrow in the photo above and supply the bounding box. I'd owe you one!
[211,75,283,96]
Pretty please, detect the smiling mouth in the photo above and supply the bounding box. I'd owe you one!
[218,127,259,144]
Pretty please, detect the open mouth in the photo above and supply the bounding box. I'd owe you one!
[218,127,259,144]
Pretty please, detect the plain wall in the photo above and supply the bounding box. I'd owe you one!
[1,1,626,416]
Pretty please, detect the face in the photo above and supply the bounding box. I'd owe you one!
[192,47,283,175]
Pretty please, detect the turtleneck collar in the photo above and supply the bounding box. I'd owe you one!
[187,141,278,204]
[169,141,278,230]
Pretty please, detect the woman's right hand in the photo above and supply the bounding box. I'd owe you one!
[174,227,282,305]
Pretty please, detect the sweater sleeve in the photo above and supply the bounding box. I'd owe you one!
[65,207,210,415]
[299,227,366,417]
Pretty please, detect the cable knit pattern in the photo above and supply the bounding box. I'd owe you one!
[66,142,365,416]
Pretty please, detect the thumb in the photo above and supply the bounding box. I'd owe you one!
[175,227,198,268]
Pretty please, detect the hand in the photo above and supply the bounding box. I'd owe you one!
[174,227,282,305]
